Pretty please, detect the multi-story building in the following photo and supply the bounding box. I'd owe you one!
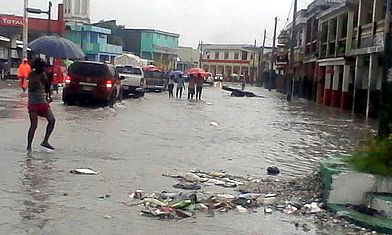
[120,29,179,70]
[65,22,123,62]
[0,4,65,78]
[317,0,358,110]
[63,0,90,24]
[304,0,343,102]
[349,0,386,117]
[63,0,123,62]
[176,46,199,71]
[200,44,261,82]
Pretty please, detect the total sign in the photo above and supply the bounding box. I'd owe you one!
[0,16,24,27]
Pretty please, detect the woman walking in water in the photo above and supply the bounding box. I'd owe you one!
[27,58,56,154]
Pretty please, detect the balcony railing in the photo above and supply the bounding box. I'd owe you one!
[83,42,123,54]
[100,44,123,54]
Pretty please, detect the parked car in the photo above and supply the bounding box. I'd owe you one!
[144,70,167,92]
[215,73,224,81]
[204,72,214,85]
[116,65,145,98]
[63,61,120,107]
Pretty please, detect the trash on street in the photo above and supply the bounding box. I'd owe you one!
[70,168,98,175]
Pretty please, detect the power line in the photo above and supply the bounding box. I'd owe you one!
[283,0,295,29]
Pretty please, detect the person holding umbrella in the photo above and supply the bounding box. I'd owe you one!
[168,75,175,98]
[176,74,185,99]
[195,73,204,100]
[188,74,196,100]
[17,58,31,92]
[27,58,56,154]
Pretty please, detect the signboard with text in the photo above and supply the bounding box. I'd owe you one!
[0,15,24,27]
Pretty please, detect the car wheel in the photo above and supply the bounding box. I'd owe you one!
[136,91,145,98]
[63,96,75,106]
[122,89,130,99]
[109,91,116,108]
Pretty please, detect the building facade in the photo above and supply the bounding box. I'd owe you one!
[121,29,179,70]
[65,22,123,62]
[200,44,261,82]
[63,0,90,24]
[272,0,387,118]
[350,0,386,118]
[0,4,65,78]
[176,46,199,71]
[317,0,358,110]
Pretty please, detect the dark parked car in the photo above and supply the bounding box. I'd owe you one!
[63,61,120,107]
[144,70,167,92]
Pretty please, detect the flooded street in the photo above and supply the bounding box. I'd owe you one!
[0,81,375,234]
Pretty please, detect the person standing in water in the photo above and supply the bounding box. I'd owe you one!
[27,58,56,154]
[188,74,196,100]
[195,73,204,100]
[168,75,175,98]
[17,58,31,92]
[176,74,185,99]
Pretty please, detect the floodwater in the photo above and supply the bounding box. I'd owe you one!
[0,81,375,234]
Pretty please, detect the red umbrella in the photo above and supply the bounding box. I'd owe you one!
[143,65,161,72]
[186,68,207,77]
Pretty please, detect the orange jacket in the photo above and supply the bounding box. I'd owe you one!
[18,63,32,79]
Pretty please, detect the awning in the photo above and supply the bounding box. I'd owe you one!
[317,57,345,66]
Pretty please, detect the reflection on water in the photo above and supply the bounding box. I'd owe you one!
[19,156,56,232]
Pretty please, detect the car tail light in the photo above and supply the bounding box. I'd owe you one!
[140,78,144,86]
[65,75,71,84]
[105,80,113,89]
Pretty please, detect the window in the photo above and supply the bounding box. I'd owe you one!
[234,52,239,60]
[75,0,80,14]
[206,51,210,59]
[242,51,248,60]
[215,51,220,59]
[224,52,229,60]
[69,62,111,78]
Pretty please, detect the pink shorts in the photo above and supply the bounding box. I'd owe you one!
[28,103,50,117]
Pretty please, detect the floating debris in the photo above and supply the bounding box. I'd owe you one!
[70,168,98,175]
[210,121,220,127]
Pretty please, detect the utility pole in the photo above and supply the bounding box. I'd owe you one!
[199,40,203,69]
[23,0,29,59]
[379,0,392,138]
[287,0,297,101]
[269,17,278,91]
[47,1,53,35]
[252,39,256,84]
[259,29,266,86]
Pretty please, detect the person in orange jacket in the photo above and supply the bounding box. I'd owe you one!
[18,58,32,92]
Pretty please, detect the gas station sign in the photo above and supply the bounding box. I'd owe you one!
[0,16,24,27]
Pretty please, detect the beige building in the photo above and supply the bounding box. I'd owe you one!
[176,46,199,71]
[63,0,90,23]
[200,44,260,82]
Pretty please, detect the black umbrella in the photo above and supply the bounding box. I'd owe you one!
[28,35,85,59]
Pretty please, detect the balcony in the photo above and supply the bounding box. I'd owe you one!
[99,44,123,54]
[353,20,385,50]
[83,42,123,55]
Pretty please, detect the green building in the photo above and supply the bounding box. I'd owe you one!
[65,22,123,62]
[121,29,179,70]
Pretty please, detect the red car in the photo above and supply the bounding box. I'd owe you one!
[62,61,120,107]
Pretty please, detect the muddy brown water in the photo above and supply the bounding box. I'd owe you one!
[0,82,375,234]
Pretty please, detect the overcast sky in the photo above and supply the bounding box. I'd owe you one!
[0,0,312,47]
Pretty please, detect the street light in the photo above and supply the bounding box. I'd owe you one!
[22,1,53,59]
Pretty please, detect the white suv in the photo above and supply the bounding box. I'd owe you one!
[117,65,145,98]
